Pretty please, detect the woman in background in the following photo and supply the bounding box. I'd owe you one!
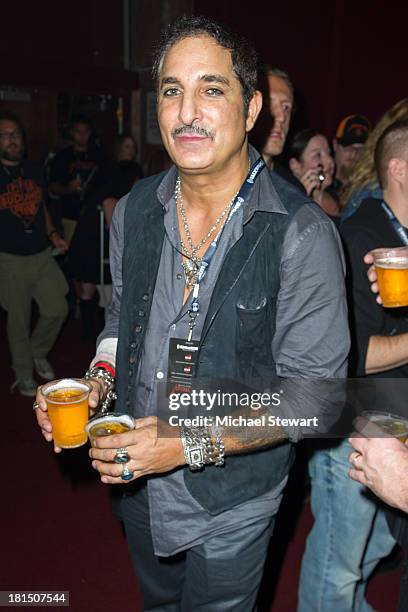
[288,128,339,221]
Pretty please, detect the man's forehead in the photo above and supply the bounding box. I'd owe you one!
[160,35,234,77]
[267,75,293,101]
[0,120,18,130]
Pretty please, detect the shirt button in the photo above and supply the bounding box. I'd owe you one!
[171,323,176,331]
[129,356,136,364]
[135,325,142,333]
[142,293,149,302]
[176,273,183,280]
[129,370,133,377]
[156,371,164,379]
[130,342,137,349]
[138,310,145,317]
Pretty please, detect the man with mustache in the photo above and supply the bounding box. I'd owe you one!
[35,17,349,610]
[0,112,68,396]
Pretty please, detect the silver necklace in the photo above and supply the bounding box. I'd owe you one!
[175,176,237,288]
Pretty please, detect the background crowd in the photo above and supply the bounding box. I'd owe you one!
[1,38,408,610]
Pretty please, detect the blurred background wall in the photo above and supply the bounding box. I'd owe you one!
[0,0,405,164]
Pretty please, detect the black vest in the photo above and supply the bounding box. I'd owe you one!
[115,170,308,514]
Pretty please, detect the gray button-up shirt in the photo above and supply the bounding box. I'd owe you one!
[97,149,349,556]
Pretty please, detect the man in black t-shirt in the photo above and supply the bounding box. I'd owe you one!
[341,122,408,380]
[0,112,69,396]
[49,114,105,243]
[299,120,408,611]
[345,119,408,612]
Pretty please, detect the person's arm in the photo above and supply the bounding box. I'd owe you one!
[90,205,350,483]
[340,229,388,375]
[362,250,408,372]
[349,418,408,512]
[366,333,408,374]
[35,195,128,451]
[346,246,408,374]
[43,204,68,253]
[102,197,118,229]
[210,207,349,453]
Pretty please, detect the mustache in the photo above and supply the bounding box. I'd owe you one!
[172,124,214,140]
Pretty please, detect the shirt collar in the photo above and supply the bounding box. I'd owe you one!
[156,144,288,217]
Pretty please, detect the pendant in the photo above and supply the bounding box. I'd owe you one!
[182,257,199,288]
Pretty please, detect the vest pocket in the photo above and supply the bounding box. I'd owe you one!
[236,296,268,350]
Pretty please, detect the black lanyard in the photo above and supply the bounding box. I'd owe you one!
[187,156,266,340]
[381,201,408,246]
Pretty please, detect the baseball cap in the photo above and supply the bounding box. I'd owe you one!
[335,114,371,146]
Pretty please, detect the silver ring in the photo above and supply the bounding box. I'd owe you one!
[114,447,130,464]
[32,402,40,410]
[121,464,134,481]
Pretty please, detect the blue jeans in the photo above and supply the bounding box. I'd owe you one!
[298,439,395,612]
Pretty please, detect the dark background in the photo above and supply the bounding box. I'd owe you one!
[0,0,406,161]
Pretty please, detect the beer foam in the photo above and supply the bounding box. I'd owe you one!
[45,378,90,395]
[86,413,135,431]
[375,257,408,268]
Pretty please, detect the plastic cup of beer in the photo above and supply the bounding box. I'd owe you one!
[371,247,408,307]
[41,378,92,449]
[361,410,408,442]
[85,413,135,446]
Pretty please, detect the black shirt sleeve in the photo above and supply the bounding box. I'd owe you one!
[341,226,388,376]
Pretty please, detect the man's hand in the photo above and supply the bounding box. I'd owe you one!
[348,417,408,512]
[364,251,383,305]
[50,232,69,254]
[89,416,185,484]
[34,379,103,453]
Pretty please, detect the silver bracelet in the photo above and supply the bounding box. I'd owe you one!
[180,426,209,471]
[181,424,225,471]
[84,366,117,414]
[211,427,226,467]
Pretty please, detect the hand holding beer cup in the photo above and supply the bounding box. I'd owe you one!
[364,251,382,304]
[368,247,408,307]
[90,416,185,484]
[348,416,408,511]
[34,377,103,452]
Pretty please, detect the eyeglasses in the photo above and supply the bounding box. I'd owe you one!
[0,131,22,141]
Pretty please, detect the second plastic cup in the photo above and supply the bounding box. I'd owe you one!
[361,410,408,442]
[85,413,135,446]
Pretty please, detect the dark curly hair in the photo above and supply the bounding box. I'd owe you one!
[152,15,258,117]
